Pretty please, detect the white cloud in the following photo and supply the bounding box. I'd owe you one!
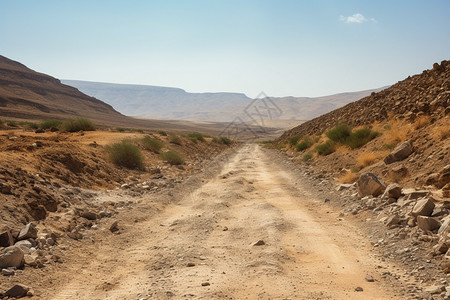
[339,13,375,24]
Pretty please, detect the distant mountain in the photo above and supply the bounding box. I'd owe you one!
[63,80,387,122]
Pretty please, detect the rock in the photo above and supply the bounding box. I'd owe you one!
[15,240,33,249]
[366,198,376,209]
[411,198,435,217]
[81,210,98,220]
[386,215,400,226]
[355,286,363,292]
[0,183,12,194]
[0,229,14,247]
[24,254,37,267]
[5,284,30,298]
[254,240,266,246]
[1,268,15,276]
[357,173,386,197]
[336,184,354,191]
[417,216,441,232]
[0,246,24,269]
[433,241,448,255]
[187,263,195,267]
[439,215,450,235]
[405,190,430,200]
[365,275,375,282]
[35,128,45,133]
[424,285,445,294]
[384,141,413,164]
[201,282,210,286]
[432,206,448,217]
[382,184,402,199]
[109,221,119,233]
[67,231,83,240]
[389,165,408,180]
[17,223,37,241]
[426,173,440,186]
[437,165,450,189]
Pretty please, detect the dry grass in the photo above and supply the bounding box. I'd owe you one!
[357,152,377,167]
[432,125,450,140]
[413,115,430,129]
[381,118,412,145]
[339,172,358,184]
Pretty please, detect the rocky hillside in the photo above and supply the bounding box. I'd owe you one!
[280,60,449,139]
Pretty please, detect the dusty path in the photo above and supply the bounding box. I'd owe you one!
[46,144,405,299]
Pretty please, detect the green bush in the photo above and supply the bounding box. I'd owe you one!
[344,128,379,149]
[220,137,232,145]
[158,130,167,136]
[302,153,313,162]
[289,136,301,146]
[187,132,205,142]
[40,119,63,129]
[169,134,182,145]
[141,136,163,153]
[326,124,352,143]
[161,151,184,165]
[296,136,313,151]
[62,118,95,132]
[106,139,144,169]
[116,127,126,132]
[315,140,336,156]
[212,137,219,143]
[383,143,395,150]
[7,121,18,127]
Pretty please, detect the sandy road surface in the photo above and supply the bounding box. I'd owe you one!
[45,144,404,299]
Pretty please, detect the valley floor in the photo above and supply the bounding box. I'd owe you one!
[15,144,415,299]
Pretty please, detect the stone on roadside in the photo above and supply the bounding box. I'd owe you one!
[0,229,14,247]
[17,223,38,241]
[81,210,98,220]
[384,141,413,164]
[411,198,435,217]
[355,286,363,292]
[5,284,30,298]
[382,184,402,199]
[386,215,401,226]
[109,221,119,233]
[357,173,386,197]
[417,216,441,232]
[0,246,24,269]
[254,240,266,246]
[365,275,375,282]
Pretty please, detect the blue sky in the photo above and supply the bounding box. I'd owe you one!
[1,0,449,97]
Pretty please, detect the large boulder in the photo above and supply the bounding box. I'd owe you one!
[0,229,14,247]
[357,173,386,197]
[384,141,413,164]
[411,198,435,217]
[417,216,441,231]
[0,246,24,269]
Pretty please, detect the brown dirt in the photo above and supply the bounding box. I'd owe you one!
[1,144,419,299]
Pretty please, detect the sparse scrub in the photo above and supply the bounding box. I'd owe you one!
[339,172,358,184]
[357,152,378,167]
[382,143,396,150]
[116,127,126,132]
[289,136,301,146]
[414,115,430,129]
[296,136,313,151]
[220,137,231,145]
[302,153,313,162]
[169,134,182,145]
[161,150,184,165]
[212,137,219,143]
[40,119,63,129]
[6,121,18,127]
[432,125,450,140]
[344,128,378,149]
[187,132,205,142]
[62,117,95,132]
[315,140,336,156]
[326,124,352,143]
[141,136,163,153]
[158,130,167,136]
[106,139,144,169]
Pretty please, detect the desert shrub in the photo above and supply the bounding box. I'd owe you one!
[158,130,167,136]
[25,122,39,129]
[40,119,63,129]
[296,136,313,151]
[302,153,313,162]
[344,128,379,149]
[169,134,182,145]
[382,143,395,150]
[130,128,144,133]
[62,117,95,132]
[432,125,449,140]
[220,137,232,145]
[6,121,18,127]
[141,136,163,153]
[414,115,430,129]
[339,172,358,184]
[116,127,126,132]
[106,139,144,169]
[161,151,184,165]
[326,124,352,143]
[212,137,219,143]
[357,152,377,167]
[315,140,336,156]
[289,136,301,146]
[187,132,205,142]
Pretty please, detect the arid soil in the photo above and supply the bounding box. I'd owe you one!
[2,144,428,299]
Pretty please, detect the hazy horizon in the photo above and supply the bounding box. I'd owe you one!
[1,0,449,98]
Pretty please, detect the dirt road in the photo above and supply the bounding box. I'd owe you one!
[43,144,405,299]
